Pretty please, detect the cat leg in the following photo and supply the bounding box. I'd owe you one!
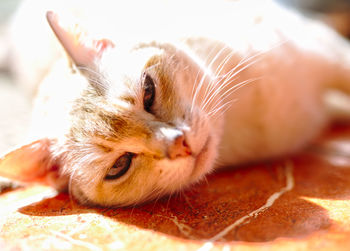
[322,38,350,122]
[310,24,350,121]
[0,177,21,194]
[322,31,350,94]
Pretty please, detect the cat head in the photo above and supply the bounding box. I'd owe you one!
[0,11,222,206]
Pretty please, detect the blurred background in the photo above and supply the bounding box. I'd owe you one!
[0,0,30,155]
[0,0,349,154]
[278,0,350,37]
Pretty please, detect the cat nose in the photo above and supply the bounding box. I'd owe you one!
[167,134,192,159]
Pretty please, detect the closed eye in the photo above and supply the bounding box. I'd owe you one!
[143,73,155,113]
[105,152,135,180]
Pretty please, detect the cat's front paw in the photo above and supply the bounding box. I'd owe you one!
[0,177,21,194]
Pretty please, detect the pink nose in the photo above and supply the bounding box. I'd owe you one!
[167,134,192,159]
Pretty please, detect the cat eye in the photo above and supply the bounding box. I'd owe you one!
[105,152,135,180]
[143,74,155,113]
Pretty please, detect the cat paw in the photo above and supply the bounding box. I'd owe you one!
[0,177,21,194]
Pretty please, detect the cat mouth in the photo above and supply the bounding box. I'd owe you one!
[190,135,212,180]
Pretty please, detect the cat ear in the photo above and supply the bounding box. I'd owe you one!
[46,11,115,70]
[0,139,67,189]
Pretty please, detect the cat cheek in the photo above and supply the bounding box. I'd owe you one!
[189,135,219,182]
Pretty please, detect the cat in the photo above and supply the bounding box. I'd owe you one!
[1,0,350,207]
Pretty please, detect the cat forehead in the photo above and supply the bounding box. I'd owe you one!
[69,93,151,142]
[95,44,170,96]
[102,44,166,77]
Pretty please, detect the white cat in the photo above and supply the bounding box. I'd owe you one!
[1,0,350,206]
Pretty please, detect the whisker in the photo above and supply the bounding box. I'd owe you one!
[208,100,235,117]
[221,77,261,100]
[191,45,228,113]
[215,38,289,83]
[200,47,268,114]
[231,38,290,75]
[198,47,234,109]
[212,48,237,79]
[200,76,238,112]
[190,46,219,113]
[76,66,105,78]
[199,48,237,111]
[224,56,263,85]
[191,43,221,102]
[200,45,231,107]
[207,77,260,117]
[85,77,108,90]
[201,56,263,112]
[76,66,110,93]
[212,99,238,119]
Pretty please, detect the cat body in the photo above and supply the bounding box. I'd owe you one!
[2,0,350,206]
